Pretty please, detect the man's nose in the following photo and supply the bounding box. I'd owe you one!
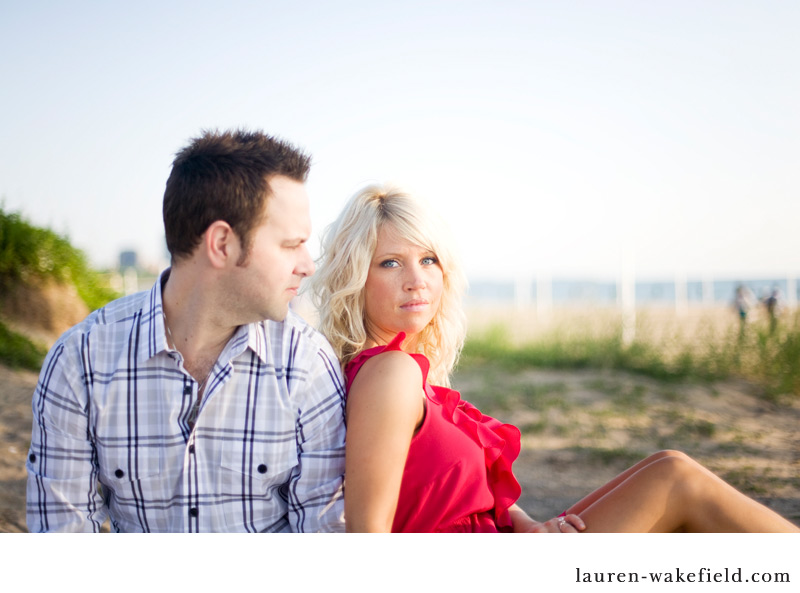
[297,245,315,277]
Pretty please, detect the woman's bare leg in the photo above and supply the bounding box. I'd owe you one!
[567,450,684,515]
[566,452,799,532]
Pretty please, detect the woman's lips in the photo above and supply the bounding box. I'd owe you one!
[400,299,429,312]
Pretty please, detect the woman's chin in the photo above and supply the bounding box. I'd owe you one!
[399,322,432,338]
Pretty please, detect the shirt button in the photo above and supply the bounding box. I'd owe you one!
[189,508,198,518]
[257,464,267,474]
[188,445,195,454]
[29,454,36,463]
[115,469,125,478]
[183,385,192,395]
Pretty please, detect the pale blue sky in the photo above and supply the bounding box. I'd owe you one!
[2,1,799,281]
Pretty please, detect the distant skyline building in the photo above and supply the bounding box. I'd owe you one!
[119,250,138,271]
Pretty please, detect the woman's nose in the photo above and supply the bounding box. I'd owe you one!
[404,266,426,290]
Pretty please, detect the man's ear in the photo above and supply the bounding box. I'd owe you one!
[203,221,240,268]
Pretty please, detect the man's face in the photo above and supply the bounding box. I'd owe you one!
[228,175,314,322]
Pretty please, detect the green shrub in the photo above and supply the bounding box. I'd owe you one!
[0,206,118,310]
[0,320,46,371]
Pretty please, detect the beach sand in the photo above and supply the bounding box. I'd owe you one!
[3,361,798,531]
[2,303,797,531]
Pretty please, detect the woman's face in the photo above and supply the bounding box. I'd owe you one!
[363,224,443,347]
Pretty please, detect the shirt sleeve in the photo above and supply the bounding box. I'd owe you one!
[286,340,346,533]
[26,337,108,532]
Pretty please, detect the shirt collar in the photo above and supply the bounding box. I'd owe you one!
[139,268,172,362]
[243,319,271,365]
[192,320,271,367]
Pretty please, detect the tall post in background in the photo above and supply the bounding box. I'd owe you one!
[675,270,688,317]
[514,273,533,309]
[619,255,636,345]
[702,274,715,307]
[787,273,797,309]
[123,268,139,295]
[536,271,552,320]
[119,250,139,296]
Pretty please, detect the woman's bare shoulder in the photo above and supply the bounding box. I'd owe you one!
[348,349,426,421]
[351,349,424,389]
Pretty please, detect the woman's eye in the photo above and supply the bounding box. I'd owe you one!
[380,260,399,268]
[422,256,438,265]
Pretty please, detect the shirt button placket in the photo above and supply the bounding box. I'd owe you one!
[184,383,201,429]
[183,379,198,531]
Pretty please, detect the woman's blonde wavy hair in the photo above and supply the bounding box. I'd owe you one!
[310,183,467,387]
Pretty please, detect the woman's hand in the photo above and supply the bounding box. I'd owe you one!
[510,505,586,533]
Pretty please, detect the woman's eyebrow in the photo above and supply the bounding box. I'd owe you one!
[373,251,400,260]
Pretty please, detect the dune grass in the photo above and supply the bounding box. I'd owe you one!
[460,311,800,401]
[0,320,47,371]
[0,205,119,370]
[0,206,118,311]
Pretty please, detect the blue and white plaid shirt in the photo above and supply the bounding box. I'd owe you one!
[27,271,346,532]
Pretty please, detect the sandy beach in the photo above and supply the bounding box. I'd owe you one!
[2,302,798,531]
[3,357,798,531]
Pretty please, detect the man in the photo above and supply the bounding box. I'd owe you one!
[27,130,346,532]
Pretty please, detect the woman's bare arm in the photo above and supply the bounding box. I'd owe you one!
[344,351,426,532]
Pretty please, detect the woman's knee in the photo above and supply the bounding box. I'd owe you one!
[647,449,691,464]
[652,453,707,491]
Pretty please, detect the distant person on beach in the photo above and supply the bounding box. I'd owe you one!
[762,286,783,334]
[311,183,799,533]
[734,284,755,335]
[26,130,346,532]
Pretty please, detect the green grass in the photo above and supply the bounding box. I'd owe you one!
[673,417,717,439]
[0,320,46,371]
[460,315,800,400]
[611,384,648,413]
[722,466,773,496]
[0,206,118,311]
[0,205,120,369]
[515,382,570,411]
[518,419,548,435]
[567,445,648,467]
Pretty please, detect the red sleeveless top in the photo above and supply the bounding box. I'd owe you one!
[344,333,522,532]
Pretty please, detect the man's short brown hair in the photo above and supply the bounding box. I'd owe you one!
[163,129,311,262]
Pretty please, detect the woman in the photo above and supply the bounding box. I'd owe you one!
[311,184,799,533]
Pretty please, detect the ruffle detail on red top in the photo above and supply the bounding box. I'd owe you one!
[345,333,522,531]
[426,382,521,530]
